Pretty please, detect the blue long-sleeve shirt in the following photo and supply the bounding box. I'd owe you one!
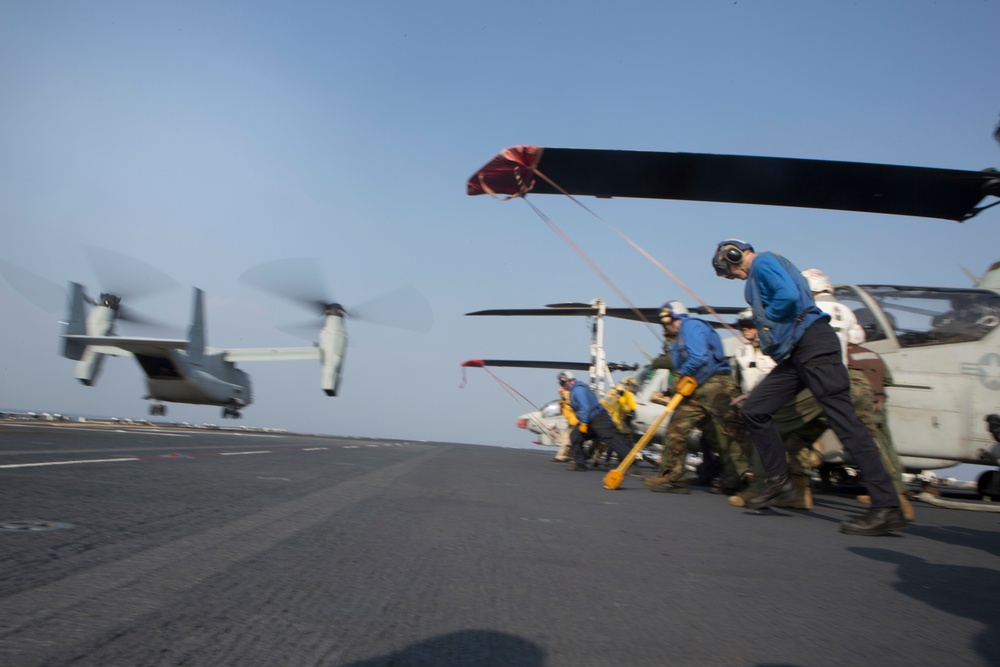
[744,252,825,362]
[669,315,731,385]
[568,381,606,424]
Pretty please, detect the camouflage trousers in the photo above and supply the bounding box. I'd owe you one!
[849,370,906,493]
[658,374,749,489]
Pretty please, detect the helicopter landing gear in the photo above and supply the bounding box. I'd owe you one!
[222,407,242,419]
[150,403,167,416]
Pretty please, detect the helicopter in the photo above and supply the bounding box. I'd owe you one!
[462,298,739,450]
[461,298,641,446]
[466,145,1000,497]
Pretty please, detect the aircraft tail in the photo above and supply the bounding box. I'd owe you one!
[62,282,87,361]
[187,288,206,363]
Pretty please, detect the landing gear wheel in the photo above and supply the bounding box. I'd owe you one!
[977,469,1000,501]
[150,404,166,416]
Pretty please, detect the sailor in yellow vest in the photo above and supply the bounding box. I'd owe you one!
[552,386,579,462]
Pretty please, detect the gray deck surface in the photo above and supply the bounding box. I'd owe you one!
[1,423,997,666]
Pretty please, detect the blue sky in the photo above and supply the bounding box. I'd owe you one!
[1,2,998,471]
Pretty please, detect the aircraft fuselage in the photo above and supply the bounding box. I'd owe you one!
[137,350,252,408]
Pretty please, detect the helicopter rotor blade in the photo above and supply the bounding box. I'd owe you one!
[116,305,180,331]
[239,258,332,315]
[277,320,323,340]
[0,259,67,314]
[83,245,179,300]
[351,285,433,333]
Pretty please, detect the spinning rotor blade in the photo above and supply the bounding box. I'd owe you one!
[0,259,66,313]
[351,285,433,333]
[239,258,334,315]
[461,359,637,371]
[466,304,744,322]
[82,246,180,331]
[84,246,179,301]
[241,258,432,333]
[116,306,175,329]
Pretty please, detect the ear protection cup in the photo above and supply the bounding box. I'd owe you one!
[712,239,753,277]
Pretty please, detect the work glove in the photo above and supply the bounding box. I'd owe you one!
[578,423,589,434]
[675,375,698,397]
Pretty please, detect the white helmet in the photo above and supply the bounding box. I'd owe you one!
[802,268,834,295]
[557,371,575,387]
[659,300,689,324]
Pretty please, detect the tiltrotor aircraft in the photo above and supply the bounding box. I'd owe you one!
[60,282,346,419]
[466,145,1000,497]
[3,253,431,419]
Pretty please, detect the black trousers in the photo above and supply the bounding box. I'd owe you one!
[570,411,633,466]
[741,320,899,508]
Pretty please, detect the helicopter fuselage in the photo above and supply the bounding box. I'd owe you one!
[138,350,252,408]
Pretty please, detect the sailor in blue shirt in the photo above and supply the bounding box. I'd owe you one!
[713,239,906,536]
[558,371,633,472]
[646,301,749,495]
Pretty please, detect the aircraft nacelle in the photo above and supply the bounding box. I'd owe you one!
[319,313,346,396]
[62,282,119,384]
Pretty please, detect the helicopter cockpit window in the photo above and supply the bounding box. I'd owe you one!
[833,286,888,342]
[858,286,1000,347]
[540,400,562,418]
[634,365,670,393]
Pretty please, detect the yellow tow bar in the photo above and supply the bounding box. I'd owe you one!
[602,376,695,490]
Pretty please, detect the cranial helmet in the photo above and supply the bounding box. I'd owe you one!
[712,239,754,277]
[802,268,834,294]
[621,376,638,390]
[737,308,754,328]
[557,371,575,387]
[659,300,689,324]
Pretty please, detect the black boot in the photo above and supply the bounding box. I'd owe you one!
[744,473,798,509]
[839,507,908,536]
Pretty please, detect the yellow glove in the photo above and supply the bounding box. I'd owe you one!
[578,423,589,434]
[675,375,698,397]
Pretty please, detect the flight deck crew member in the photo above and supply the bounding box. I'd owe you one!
[712,239,906,536]
[646,301,749,495]
[847,342,914,519]
[603,378,638,439]
[803,268,912,519]
[558,371,633,472]
[552,387,577,462]
[729,309,827,511]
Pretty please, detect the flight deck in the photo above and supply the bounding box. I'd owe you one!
[1,423,997,666]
